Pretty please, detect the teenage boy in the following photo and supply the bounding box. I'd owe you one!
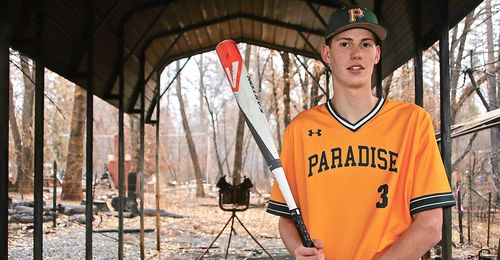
[266,7,455,259]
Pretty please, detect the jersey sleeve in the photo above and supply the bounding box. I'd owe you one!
[409,111,456,215]
[266,124,297,218]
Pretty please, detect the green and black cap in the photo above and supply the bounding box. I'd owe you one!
[325,7,388,42]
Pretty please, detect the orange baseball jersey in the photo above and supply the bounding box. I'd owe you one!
[267,98,455,259]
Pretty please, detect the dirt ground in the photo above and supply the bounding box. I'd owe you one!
[7,185,498,259]
[8,185,290,259]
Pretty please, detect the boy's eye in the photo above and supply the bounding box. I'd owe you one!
[340,42,349,47]
[362,42,372,47]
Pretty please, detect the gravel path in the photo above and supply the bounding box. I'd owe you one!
[8,187,292,259]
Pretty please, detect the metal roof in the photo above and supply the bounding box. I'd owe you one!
[8,0,483,115]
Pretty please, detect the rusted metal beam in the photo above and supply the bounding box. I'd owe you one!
[122,6,168,67]
[103,1,175,99]
[118,29,125,260]
[106,12,326,100]
[412,0,423,107]
[0,22,10,260]
[146,57,190,123]
[139,48,146,260]
[34,3,45,259]
[306,2,328,27]
[155,71,161,251]
[127,33,182,112]
[85,1,95,259]
[0,1,22,257]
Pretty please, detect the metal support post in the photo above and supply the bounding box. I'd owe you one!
[118,30,125,260]
[85,1,95,259]
[438,0,452,258]
[34,3,45,259]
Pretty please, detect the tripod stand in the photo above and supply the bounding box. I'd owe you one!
[198,179,275,259]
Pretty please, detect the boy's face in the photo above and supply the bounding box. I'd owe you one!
[321,28,380,89]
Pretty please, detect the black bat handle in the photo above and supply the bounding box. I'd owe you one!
[289,208,314,247]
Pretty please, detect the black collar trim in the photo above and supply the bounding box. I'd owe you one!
[325,98,386,132]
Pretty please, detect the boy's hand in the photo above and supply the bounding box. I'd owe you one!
[295,239,325,260]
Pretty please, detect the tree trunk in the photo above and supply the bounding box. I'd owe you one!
[450,13,474,104]
[231,44,251,185]
[204,93,225,179]
[298,58,310,110]
[280,52,291,127]
[62,86,86,201]
[175,61,205,197]
[18,56,35,193]
[199,54,225,180]
[383,72,394,98]
[485,0,500,192]
[310,61,321,108]
[272,78,282,152]
[197,54,207,179]
[451,62,500,123]
[8,77,22,191]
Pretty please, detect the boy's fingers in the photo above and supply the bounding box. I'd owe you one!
[312,239,324,249]
[295,246,320,256]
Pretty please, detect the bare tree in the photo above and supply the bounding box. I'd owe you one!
[280,52,292,127]
[296,57,311,110]
[175,61,205,197]
[310,61,323,107]
[62,85,86,200]
[382,72,394,98]
[197,54,226,180]
[9,55,36,193]
[203,89,225,179]
[8,77,23,191]
[19,56,35,194]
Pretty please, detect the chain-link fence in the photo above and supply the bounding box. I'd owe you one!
[454,184,499,253]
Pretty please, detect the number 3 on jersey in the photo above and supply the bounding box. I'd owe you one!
[376,184,389,208]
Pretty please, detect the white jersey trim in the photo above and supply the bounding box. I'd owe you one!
[326,98,385,132]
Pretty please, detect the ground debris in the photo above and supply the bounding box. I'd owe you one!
[8,187,289,259]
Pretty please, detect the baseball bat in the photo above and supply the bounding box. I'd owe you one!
[215,39,313,248]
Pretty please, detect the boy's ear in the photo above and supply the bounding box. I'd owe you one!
[375,45,381,64]
[321,44,330,64]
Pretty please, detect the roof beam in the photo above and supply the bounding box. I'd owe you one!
[149,13,324,41]
[160,37,321,72]
[122,6,168,68]
[103,1,175,99]
[306,2,328,27]
[127,33,182,112]
[304,0,343,8]
[111,12,325,103]
[67,1,122,82]
[144,37,325,118]
[145,57,190,122]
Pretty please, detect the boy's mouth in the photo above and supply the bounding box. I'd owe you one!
[347,65,365,71]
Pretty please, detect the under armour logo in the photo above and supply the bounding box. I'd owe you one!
[308,129,322,136]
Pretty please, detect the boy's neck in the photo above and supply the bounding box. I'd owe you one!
[330,86,379,124]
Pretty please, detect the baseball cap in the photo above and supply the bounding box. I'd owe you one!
[325,7,388,42]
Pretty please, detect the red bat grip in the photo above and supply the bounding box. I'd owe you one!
[289,208,314,247]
